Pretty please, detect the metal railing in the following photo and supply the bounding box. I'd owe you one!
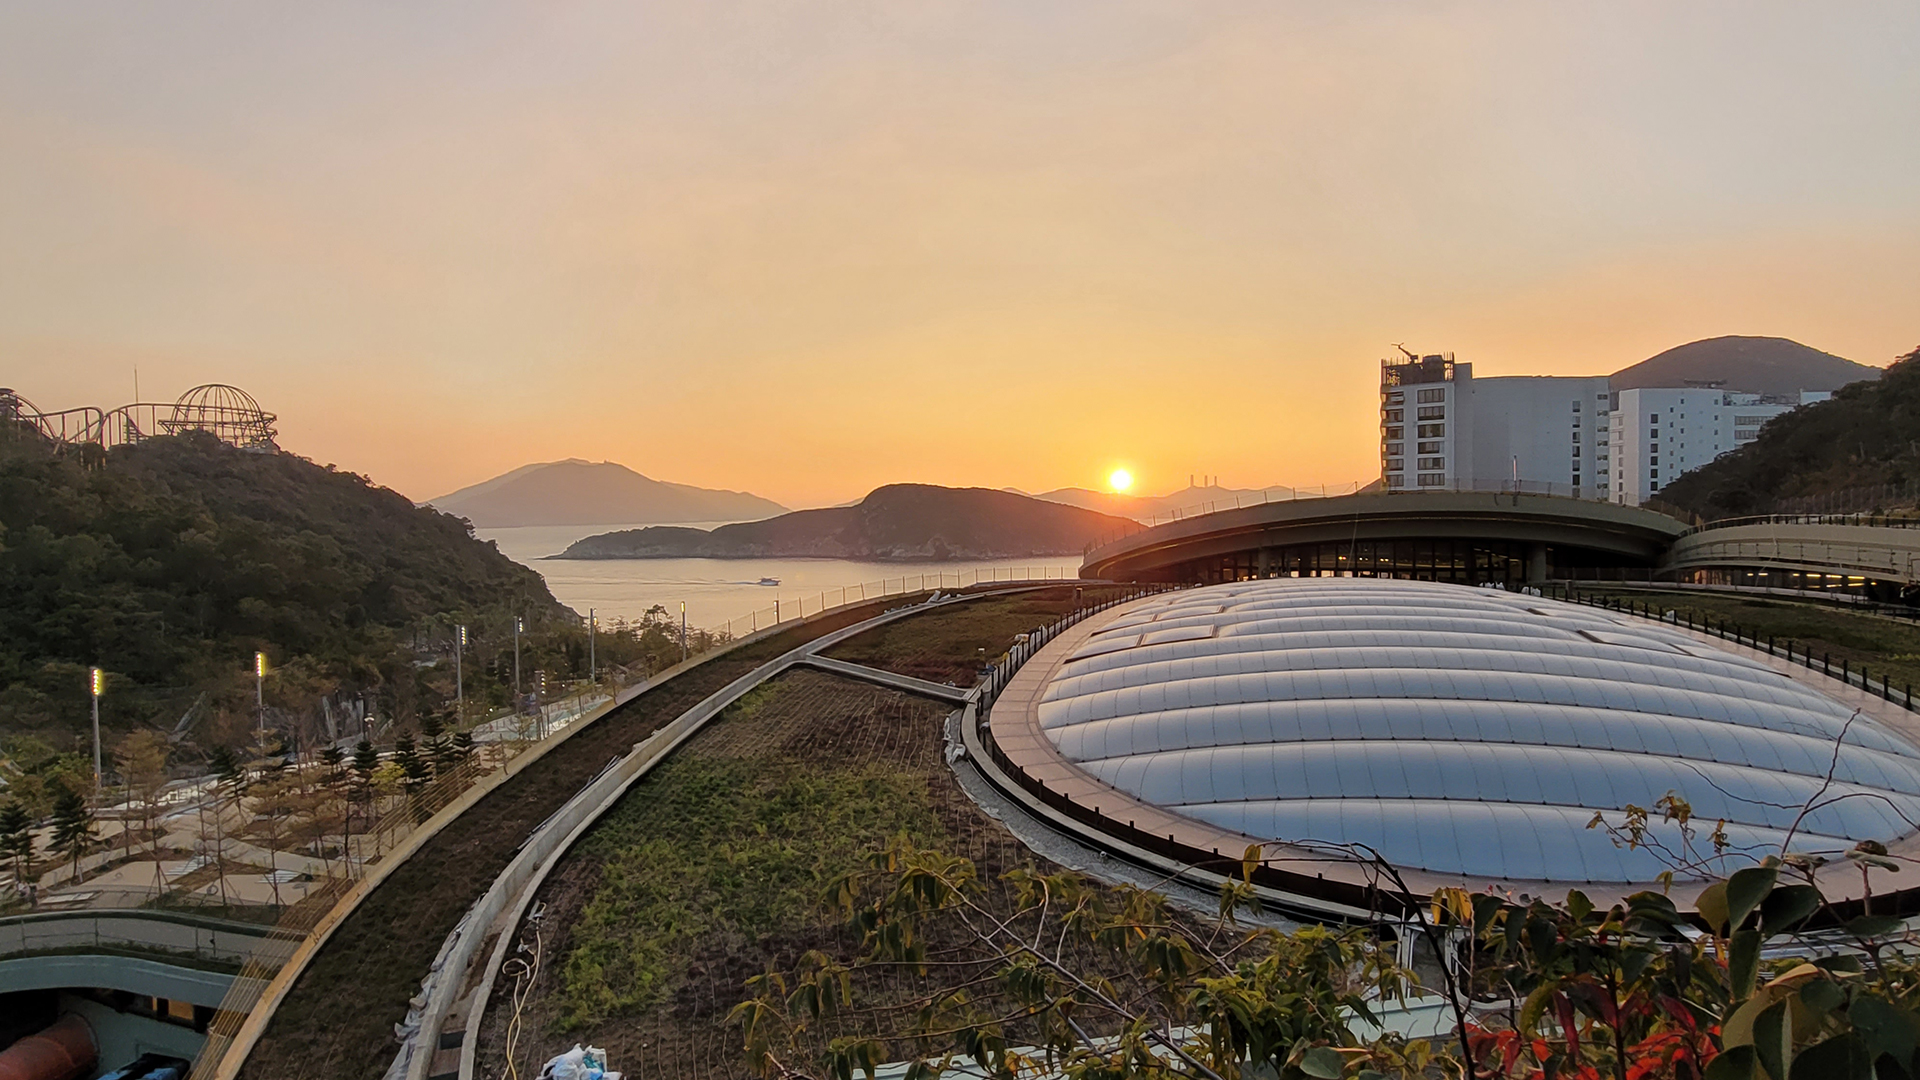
[974,586,1180,710]
[711,564,1083,640]
[1684,511,1920,535]
[1550,585,1917,713]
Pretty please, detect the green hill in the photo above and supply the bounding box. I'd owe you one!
[554,483,1134,560]
[0,429,569,751]
[1657,346,1920,519]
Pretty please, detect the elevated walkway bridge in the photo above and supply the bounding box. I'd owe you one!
[1078,492,1920,608]
[1660,515,1920,603]
[1079,489,1690,585]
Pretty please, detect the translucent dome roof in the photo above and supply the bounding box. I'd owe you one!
[1036,578,1920,884]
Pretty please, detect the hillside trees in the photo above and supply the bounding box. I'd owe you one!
[1661,346,1920,519]
[0,430,569,748]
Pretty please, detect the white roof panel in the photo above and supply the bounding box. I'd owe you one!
[1037,577,1919,883]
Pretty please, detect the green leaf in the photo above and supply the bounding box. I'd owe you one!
[1753,999,1791,1080]
[1847,995,1919,1065]
[1299,1046,1345,1079]
[1844,914,1902,939]
[1759,884,1822,938]
[1797,978,1843,1017]
[1730,928,1763,1000]
[1727,864,1779,931]
[1697,881,1731,934]
[1566,889,1594,923]
[1788,1032,1873,1079]
[1703,1044,1757,1080]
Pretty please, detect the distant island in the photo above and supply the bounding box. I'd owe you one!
[551,484,1135,560]
[428,459,787,528]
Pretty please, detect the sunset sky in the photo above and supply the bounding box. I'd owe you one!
[4,3,1916,508]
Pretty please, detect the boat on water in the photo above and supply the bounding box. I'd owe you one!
[758,577,781,586]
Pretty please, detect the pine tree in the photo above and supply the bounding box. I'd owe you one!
[393,734,429,793]
[351,740,379,796]
[419,713,450,775]
[0,799,33,887]
[209,745,246,799]
[49,785,96,883]
[320,744,346,787]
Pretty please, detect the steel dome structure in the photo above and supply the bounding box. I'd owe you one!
[162,384,277,449]
[987,577,1920,913]
[0,383,277,451]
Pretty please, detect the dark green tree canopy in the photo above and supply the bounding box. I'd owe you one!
[0,429,568,740]
[1660,346,1920,519]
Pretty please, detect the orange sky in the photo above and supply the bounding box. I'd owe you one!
[4,3,1916,508]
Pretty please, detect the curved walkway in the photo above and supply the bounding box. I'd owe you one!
[1664,520,1920,587]
[432,604,990,1080]
[230,588,1029,1080]
[1080,490,1687,582]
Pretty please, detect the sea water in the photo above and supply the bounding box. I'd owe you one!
[476,523,1083,630]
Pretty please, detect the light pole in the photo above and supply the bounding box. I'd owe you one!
[679,601,687,662]
[455,624,467,727]
[89,667,104,794]
[513,615,524,705]
[587,608,596,686]
[254,652,268,752]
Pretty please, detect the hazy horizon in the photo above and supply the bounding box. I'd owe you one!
[6,3,1917,506]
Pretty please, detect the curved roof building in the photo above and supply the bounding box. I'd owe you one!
[984,578,1920,915]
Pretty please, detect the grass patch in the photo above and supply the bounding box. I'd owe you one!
[824,585,1134,684]
[1573,587,1920,694]
[551,687,945,1030]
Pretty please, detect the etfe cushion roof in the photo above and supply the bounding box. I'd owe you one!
[1037,578,1920,884]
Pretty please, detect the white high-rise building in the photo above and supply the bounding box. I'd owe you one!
[1380,351,1833,503]
[1379,353,1611,496]
[1610,388,1830,505]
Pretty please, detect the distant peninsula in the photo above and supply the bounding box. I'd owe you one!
[550,484,1135,560]
[428,459,786,528]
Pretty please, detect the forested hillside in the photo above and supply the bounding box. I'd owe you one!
[554,483,1133,560]
[0,430,569,751]
[1659,346,1920,519]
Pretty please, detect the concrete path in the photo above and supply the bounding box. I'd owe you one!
[793,654,976,703]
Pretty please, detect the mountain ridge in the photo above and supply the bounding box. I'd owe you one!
[1610,335,1880,396]
[429,459,787,528]
[552,484,1134,561]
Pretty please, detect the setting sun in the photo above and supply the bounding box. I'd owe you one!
[1107,468,1134,493]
